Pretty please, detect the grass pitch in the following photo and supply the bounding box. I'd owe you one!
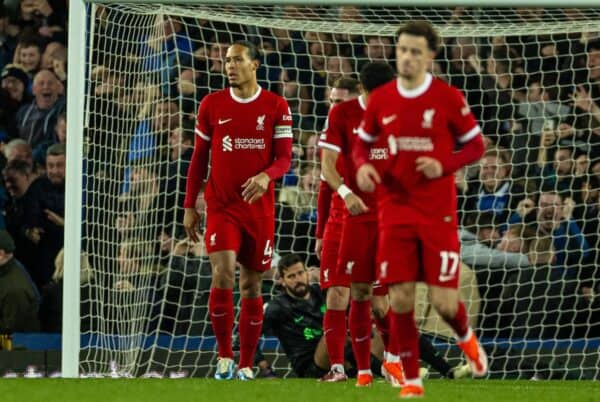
[2,379,599,402]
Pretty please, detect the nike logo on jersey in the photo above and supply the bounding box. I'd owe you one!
[382,114,397,125]
[218,118,232,125]
[438,275,455,282]
[354,335,370,343]
[262,258,272,265]
[293,316,304,324]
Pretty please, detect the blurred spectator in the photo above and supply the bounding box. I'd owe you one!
[0,4,17,73]
[571,39,600,159]
[25,143,65,289]
[279,68,313,130]
[3,138,34,169]
[13,36,41,77]
[443,36,484,123]
[510,190,590,276]
[206,40,229,90]
[463,147,525,224]
[18,0,66,43]
[357,36,393,72]
[142,15,194,96]
[3,159,41,283]
[0,229,40,333]
[1,63,31,106]
[325,55,354,86]
[161,120,194,237]
[38,248,94,332]
[15,69,65,148]
[278,163,320,221]
[1,64,31,141]
[460,214,531,270]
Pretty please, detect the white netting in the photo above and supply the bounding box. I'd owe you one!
[79,4,600,379]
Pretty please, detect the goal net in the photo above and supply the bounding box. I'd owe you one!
[74,3,600,379]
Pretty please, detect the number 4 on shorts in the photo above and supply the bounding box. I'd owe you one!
[262,240,273,265]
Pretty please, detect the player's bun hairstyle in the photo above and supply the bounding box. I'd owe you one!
[395,20,440,52]
[277,253,304,277]
[359,62,395,93]
[233,40,262,63]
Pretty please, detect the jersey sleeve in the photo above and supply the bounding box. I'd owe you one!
[195,96,212,142]
[318,104,344,153]
[273,97,293,140]
[447,86,481,144]
[357,95,380,144]
[183,97,212,208]
[438,86,484,176]
[264,96,293,180]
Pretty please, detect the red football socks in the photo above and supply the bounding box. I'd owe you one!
[349,300,372,371]
[445,301,469,339]
[209,287,234,359]
[238,296,264,368]
[374,309,392,352]
[391,310,420,380]
[324,309,346,366]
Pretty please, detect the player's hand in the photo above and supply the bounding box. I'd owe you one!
[343,192,369,216]
[415,156,443,179]
[356,164,381,193]
[183,208,201,243]
[314,238,323,260]
[241,172,270,204]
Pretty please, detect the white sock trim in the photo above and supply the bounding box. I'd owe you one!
[387,353,400,363]
[331,363,345,373]
[456,327,473,344]
[358,369,372,376]
[404,377,423,387]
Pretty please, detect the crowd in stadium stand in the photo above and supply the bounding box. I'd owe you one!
[0,4,598,346]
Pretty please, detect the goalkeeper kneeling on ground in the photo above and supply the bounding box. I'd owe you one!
[255,253,471,380]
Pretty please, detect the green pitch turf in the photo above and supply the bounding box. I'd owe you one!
[2,379,599,402]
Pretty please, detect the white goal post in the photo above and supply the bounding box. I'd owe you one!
[64,0,600,379]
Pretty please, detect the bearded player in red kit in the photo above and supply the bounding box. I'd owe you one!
[183,41,292,381]
[355,21,487,398]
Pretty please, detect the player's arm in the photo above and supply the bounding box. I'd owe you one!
[320,106,368,215]
[183,98,212,242]
[315,179,331,260]
[321,148,368,216]
[416,88,485,179]
[242,99,293,204]
[354,102,382,193]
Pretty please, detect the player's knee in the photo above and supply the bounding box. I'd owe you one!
[388,284,415,310]
[239,281,261,298]
[326,286,349,310]
[350,283,371,302]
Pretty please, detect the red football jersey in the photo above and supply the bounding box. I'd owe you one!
[195,87,292,218]
[358,74,481,226]
[319,96,385,221]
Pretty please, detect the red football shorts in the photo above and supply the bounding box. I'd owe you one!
[204,209,274,272]
[319,219,348,289]
[377,223,460,288]
[337,218,380,285]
